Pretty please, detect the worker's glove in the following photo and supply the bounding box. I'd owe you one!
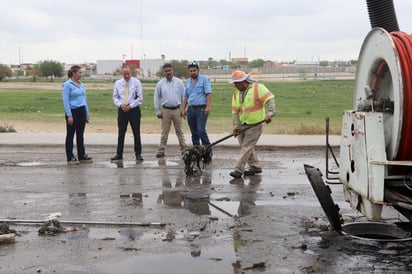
[232,125,241,136]
[264,115,272,124]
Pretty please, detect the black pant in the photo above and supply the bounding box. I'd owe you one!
[116,106,142,156]
[65,106,87,161]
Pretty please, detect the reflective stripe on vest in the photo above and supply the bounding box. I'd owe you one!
[232,83,271,124]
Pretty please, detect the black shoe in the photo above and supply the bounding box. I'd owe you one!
[111,154,123,162]
[244,168,262,176]
[79,154,93,164]
[229,171,243,178]
[136,155,144,163]
[67,156,80,165]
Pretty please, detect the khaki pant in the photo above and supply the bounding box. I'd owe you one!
[158,108,187,153]
[234,123,262,173]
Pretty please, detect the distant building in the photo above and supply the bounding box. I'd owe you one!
[125,59,140,69]
[96,60,123,75]
[263,61,283,68]
[231,57,249,65]
[139,59,165,77]
[65,63,93,76]
[294,61,320,68]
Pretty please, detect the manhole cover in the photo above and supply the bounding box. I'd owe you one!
[342,222,412,242]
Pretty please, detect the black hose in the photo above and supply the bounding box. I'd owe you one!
[366,0,399,32]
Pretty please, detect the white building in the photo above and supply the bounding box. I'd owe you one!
[96,60,123,75]
[139,59,165,77]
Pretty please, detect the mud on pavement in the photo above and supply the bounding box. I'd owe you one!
[0,144,412,273]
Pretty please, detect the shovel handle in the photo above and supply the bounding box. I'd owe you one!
[208,120,265,148]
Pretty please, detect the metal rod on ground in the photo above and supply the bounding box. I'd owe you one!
[208,201,234,217]
[0,219,166,227]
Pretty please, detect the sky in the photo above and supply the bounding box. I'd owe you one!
[1,0,412,65]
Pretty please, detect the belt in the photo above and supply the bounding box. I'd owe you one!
[163,105,180,110]
[189,105,206,109]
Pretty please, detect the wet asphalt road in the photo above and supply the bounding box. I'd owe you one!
[1,144,412,273]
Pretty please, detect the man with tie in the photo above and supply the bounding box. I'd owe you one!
[111,66,144,163]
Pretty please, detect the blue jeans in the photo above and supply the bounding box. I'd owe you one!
[187,107,210,145]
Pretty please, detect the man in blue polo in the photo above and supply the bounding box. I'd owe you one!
[182,61,212,146]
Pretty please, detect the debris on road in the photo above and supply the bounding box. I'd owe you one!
[0,233,15,244]
[38,219,65,235]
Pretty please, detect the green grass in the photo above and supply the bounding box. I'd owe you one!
[0,80,354,134]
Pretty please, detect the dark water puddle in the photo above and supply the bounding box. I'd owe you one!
[102,160,180,169]
[95,244,237,274]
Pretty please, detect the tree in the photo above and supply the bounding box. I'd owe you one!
[231,62,241,69]
[219,59,229,66]
[319,60,329,67]
[207,57,218,68]
[155,60,189,79]
[38,60,64,81]
[0,64,12,81]
[26,64,41,82]
[249,58,265,68]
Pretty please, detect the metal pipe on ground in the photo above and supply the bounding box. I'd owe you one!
[0,219,166,227]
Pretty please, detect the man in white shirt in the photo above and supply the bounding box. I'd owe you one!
[154,63,187,157]
[111,66,144,163]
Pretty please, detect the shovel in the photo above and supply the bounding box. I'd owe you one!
[183,120,265,175]
[207,120,266,148]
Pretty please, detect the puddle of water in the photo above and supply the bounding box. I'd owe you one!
[65,227,156,241]
[255,200,324,207]
[144,160,180,167]
[96,243,237,274]
[101,160,180,169]
[209,201,240,218]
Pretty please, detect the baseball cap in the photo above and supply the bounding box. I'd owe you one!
[188,61,199,68]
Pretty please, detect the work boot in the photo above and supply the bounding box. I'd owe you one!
[156,152,165,158]
[229,170,242,178]
[244,167,262,176]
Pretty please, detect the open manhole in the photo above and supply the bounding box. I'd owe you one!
[304,164,412,241]
[342,222,412,242]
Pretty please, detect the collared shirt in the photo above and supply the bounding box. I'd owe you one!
[154,76,185,114]
[62,79,89,116]
[112,77,143,109]
[184,75,212,106]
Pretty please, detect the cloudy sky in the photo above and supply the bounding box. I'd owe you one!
[1,0,412,65]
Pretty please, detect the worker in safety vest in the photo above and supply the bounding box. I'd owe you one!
[229,70,275,178]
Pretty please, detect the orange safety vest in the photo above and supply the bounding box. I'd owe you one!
[232,83,274,124]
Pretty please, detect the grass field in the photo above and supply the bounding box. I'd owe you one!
[0,79,354,134]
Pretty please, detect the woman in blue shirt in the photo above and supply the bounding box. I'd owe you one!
[62,65,92,165]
